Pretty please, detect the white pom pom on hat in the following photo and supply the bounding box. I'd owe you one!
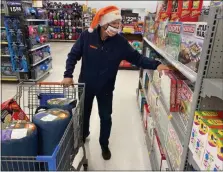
[88,6,122,33]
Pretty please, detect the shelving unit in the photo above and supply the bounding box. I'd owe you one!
[138,4,223,171]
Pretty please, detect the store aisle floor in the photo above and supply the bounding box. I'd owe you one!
[1,42,151,170]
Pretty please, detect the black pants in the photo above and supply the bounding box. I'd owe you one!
[83,88,113,147]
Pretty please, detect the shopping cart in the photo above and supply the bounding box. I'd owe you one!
[1,82,88,171]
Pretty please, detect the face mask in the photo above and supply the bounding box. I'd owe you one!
[105,25,120,37]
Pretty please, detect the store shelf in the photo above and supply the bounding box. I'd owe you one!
[143,37,197,83]
[1,42,8,45]
[29,44,50,52]
[26,19,48,22]
[145,133,159,171]
[1,76,18,81]
[188,149,200,171]
[201,78,223,100]
[28,69,52,82]
[1,27,6,29]
[31,56,51,67]
[1,55,10,57]
[49,39,77,42]
[120,32,143,35]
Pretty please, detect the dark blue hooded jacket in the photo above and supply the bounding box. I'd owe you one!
[64,26,161,94]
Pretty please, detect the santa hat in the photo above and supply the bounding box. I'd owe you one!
[88,6,122,33]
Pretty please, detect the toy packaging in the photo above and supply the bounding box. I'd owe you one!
[192,116,223,167]
[190,0,204,22]
[153,129,169,170]
[165,22,182,60]
[180,0,193,21]
[189,111,223,154]
[201,129,223,171]
[165,122,183,170]
[179,22,207,72]
[1,99,29,128]
[157,0,172,22]
[143,104,149,130]
[145,13,156,42]
[179,81,193,126]
[170,0,183,22]
[138,89,146,113]
[160,71,177,112]
[152,70,162,93]
[156,21,168,49]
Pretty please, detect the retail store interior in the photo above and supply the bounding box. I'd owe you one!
[1,0,223,171]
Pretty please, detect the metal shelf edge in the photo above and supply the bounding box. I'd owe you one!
[143,37,197,83]
[29,44,50,52]
[202,78,223,100]
[31,56,51,67]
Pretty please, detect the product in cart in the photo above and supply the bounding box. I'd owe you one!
[47,98,77,116]
[201,129,223,171]
[33,108,71,155]
[1,121,38,171]
[165,22,182,60]
[179,22,207,72]
[1,98,29,128]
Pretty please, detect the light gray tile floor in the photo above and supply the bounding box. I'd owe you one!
[1,42,151,171]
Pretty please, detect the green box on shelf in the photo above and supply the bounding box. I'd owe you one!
[165,22,182,60]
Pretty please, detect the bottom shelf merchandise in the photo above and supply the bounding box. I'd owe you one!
[189,111,223,171]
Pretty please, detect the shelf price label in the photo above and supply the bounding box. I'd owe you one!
[7,1,23,15]
[122,13,139,24]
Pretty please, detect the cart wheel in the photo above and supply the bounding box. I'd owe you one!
[83,163,88,171]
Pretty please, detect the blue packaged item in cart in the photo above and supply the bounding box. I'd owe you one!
[33,108,70,155]
[1,121,38,171]
[38,93,65,106]
[47,98,77,116]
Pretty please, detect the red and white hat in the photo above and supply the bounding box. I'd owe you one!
[88,6,122,33]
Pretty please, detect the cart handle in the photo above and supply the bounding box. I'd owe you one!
[38,82,61,85]
[37,82,85,86]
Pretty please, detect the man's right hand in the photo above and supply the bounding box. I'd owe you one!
[61,78,74,87]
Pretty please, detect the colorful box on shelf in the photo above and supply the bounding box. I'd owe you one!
[179,22,207,72]
[153,70,162,93]
[201,129,223,171]
[189,111,223,168]
[160,71,177,112]
[170,0,183,22]
[165,122,183,170]
[180,0,193,22]
[138,89,146,113]
[165,22,182,60]
[179,81,193,127]
[143,104,149,130]
[190,0,204,22]
[156,1,172,22]
[156,21,168,49]
[153,129,169,171]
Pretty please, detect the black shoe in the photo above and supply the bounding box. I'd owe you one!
[101,146,111,160]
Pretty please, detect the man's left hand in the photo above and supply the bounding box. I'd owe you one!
[157,64,171,72]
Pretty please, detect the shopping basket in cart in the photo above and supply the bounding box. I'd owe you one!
[1,82,88,171]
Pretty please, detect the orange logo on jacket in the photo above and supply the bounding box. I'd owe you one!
[90,45,98,49]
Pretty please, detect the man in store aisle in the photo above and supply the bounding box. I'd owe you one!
[61,6,170,160]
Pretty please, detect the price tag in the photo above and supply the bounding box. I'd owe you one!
[7,1,23,15]
[122,13,139,25]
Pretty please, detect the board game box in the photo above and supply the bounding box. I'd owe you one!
[156,21,168,49]
[165,22,182,60]
[179,22,207,72]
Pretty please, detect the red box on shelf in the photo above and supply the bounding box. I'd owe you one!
[170,0,183,22]
[143,104,150,130]
[180,0,193,21]
[190,0,203,22]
